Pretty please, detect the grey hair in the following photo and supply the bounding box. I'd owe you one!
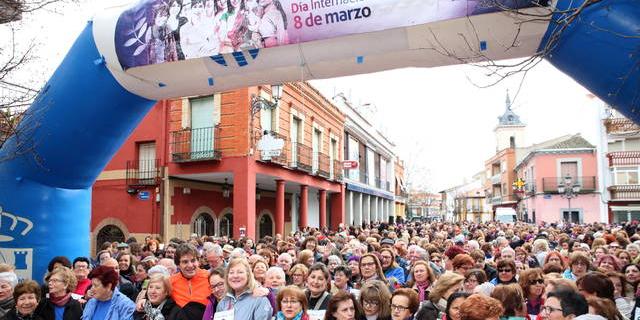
[204,244,223,256]
[265,266,285,279]
[328,255,342,265]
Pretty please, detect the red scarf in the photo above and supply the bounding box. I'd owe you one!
[49,292,71,307]
[416,281,430,302]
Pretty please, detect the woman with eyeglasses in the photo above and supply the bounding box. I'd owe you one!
[203,267,226,320]
[490,259,517,285]
[462,269,487,293]
[562,252,590,281]
[405,261,436,303]
[358,280,391,320]
[518,268,545,318]
[276,286,309,320]
[290,264,309,290]
[41,267,83,320]
[390,288,418,320]
[358,254,392,290]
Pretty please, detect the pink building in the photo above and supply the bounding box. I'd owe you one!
[515,134,601,224]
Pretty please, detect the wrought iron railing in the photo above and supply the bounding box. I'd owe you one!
[333,160,343,181]
[609,185,640,200]
[316,152,330,178]
[126,159,161,186]
[541,176,597,193]
[291,142,312,172]
[170,125,222,162]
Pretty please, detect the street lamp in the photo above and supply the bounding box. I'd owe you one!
[222,178,230,198]
[250,84,284,116]
[558,174,581,222]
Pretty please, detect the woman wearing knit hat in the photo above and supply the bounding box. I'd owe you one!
[0,270,18,318]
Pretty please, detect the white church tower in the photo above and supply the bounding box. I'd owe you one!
[495,90,526,152]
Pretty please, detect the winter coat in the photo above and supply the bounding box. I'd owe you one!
[133,298,181,320]
[81,290,135,320]
[40,298,83,320]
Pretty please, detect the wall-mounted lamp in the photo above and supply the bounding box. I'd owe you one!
[250,84,284,116]
[183,187,191,195]
[127,188,138,195]
[256,184,261,200]
[222,178,230,198]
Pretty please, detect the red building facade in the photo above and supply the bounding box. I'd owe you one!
[91,83,345,252]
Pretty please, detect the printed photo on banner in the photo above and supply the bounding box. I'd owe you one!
[114,0,538,69]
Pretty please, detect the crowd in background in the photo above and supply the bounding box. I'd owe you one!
[2,220,640,320]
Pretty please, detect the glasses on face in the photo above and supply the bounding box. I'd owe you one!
[281,299,300,306]
[391,304,409,312]
[292,274,304,278]
[542,305,563,314]
[431,259,441,263]
[48,278,64,284]
[210,282,225,290]
[529,279,544,285]
[465,278,478,284]
[498,268,513,273]
[363,300,380,307]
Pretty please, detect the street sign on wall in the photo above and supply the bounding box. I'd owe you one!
[343,160,359,169]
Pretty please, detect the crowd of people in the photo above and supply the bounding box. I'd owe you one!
[1,220,640,320]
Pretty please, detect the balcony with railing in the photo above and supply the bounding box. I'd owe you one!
[541,176,597,193]
[490,194,517,205]
[170,126,222,162]
[490,173,501,185]
[333,160,343,181]
[604,118,640,134]
[291,142,312,172]
[607,151,640,167]
[257,130,289,166]
[609,185,640,200]
[314,152,330,178]
[126,159,161,187]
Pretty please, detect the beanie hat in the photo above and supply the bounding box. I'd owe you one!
[0,272,18,288]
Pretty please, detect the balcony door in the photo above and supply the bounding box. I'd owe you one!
[312,129,320,173]
[190,96,215,159]
[138,142,156,182]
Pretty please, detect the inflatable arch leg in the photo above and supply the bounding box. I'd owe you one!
[0,23,156,279]
[542,0,640,122]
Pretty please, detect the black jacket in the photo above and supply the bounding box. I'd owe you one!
[0,308,44,320]
[133,298,181,320]
[39,298,82,320]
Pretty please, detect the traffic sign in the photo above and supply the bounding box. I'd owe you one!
[138,191,150,200]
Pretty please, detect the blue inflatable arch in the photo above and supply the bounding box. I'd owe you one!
[0,0,638,279]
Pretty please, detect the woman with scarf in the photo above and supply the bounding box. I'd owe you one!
[275,286,309,320]
[405,261,435,303]
[40,267,82,320]
[133,274,180,320]
[518,268,544,319]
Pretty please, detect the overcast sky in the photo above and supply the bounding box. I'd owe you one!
[2,0,604,192]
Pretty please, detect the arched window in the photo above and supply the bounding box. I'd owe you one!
[219,212,233,237]
[192,213,215,237]
[258,214,273,240]
[96,225,125,253]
